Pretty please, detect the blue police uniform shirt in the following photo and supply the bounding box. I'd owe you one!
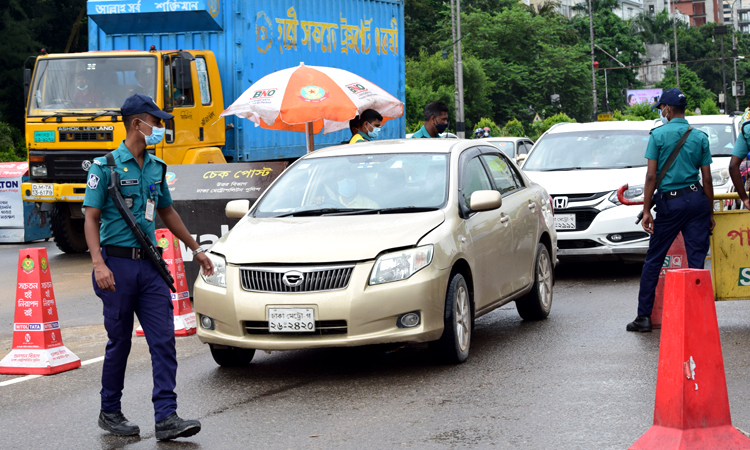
[644,118,712,192]
[83,141,173,248]
[410,125,443,138]
[732,122,750,158]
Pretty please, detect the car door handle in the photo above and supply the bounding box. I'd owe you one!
[500,215,510,224]
[528,201,536,210]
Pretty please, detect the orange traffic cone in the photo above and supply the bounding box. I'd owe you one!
[136,229,196,337]
[630,269,750,449]
[0,248,81,375]
[652,233,688,329]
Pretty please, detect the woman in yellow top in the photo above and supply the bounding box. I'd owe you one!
[349,109,383,144]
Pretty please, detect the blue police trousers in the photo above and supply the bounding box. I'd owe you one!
[637,187,712,317]
[93,248,177,422]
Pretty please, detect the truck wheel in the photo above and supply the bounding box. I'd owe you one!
[209,344,255,367]
[50,203,88,253]
[429,272,471,364]
[515,243,553,321]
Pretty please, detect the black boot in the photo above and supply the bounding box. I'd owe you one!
[626,315,652,332]
[155,413,201,441]
[98,411,140,436]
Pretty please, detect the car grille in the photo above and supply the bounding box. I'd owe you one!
[239,265,355,293]
[555,192,609,202]
[244,320,348,335]
[558,239,604,249]
[556,208,600,232]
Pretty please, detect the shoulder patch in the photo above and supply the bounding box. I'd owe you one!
[87,173,100,189]
[93,160,102,166]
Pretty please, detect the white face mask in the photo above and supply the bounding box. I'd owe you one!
[76,85,88,91]
[660,106,670,125]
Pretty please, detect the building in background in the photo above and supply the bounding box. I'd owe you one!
[637,44,671,86]
[614,0,645,19]
[642,0,717,25]
[739,4,750,32]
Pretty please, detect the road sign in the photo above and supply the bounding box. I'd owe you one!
[733,80,745,97]
[597,113,612,121]
[533,113,542,123]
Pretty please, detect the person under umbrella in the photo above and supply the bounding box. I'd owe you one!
[349,109,383,144]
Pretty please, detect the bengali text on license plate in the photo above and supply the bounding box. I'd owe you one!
[554,214,576,230]
[31,184,54,197]
[268,308,315,333]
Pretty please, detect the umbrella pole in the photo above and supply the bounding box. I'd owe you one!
[305,121,315,153]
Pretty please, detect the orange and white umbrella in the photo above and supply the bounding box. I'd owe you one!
[221,63,403,152]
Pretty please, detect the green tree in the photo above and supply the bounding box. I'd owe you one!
[502,118,526,137]
[629,10,676,45]
[0,122,26,161]
[625,102,659,120]
[474,117,502,136]
[530,112,576,140]
[698,97,720,115]
[655,64,715,111]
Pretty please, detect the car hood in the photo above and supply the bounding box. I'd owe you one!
[523,167,647,195]
[211,210,446,264]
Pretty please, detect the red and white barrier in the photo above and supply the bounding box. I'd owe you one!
[630,269,750,449]
[136,229,196,337]
[0,248,80,375]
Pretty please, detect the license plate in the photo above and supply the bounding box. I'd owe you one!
[268,308,315,333]
[31,184,54,197]
[34,131,55,143]
[554,213,576,230]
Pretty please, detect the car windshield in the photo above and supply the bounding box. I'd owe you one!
[254,153,449,218]
[28,56,158,115]
[692,123,736,156]
[486,140,515,158]
[523,130,651,171]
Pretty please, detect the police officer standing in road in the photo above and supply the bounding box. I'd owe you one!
[411,102,449,138]
[727,115,750,211]
[83,94,214,440]
[627,88,715,332]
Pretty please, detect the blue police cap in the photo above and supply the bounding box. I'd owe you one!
[121,94,174,120]
[651,88,687,109]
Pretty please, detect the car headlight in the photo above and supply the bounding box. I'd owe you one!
[200,252,226,288]
[712,168,730,187]
[369,245,434,286]
[608,185,644,206]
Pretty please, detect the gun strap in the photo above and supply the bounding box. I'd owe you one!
[656,126,693,192]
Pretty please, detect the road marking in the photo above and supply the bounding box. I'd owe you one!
[0,356,105,387]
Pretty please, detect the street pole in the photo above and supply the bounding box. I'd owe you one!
[449,0,466,138]
[733,0,740,114]
[672,0,679,87]
[588,0,597,120]
[722,33,728,114]
[605,68,609,113]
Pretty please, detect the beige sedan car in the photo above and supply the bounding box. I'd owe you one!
[194,139,557,366]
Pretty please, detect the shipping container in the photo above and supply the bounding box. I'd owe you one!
[87,0,406,161]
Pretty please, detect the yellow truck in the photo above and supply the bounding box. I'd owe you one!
[23,49,227,252]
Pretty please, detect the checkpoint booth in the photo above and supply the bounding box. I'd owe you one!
[0,162,52,243]
[710,192,750,301]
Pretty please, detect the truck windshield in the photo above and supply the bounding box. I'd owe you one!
[254,153,449,218]
[28,56,158,115]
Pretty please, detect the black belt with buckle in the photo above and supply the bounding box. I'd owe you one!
[105,245,149,260]
[661,183,701,201]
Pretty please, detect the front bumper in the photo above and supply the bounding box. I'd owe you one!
[556,203,649,257]
[194,261,451,351]
[21,182,85,202]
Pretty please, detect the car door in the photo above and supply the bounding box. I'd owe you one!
[479,150,538,291]
[458,148,515,309]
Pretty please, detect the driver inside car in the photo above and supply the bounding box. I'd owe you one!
[336,173,379,209]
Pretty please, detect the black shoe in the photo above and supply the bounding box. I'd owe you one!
[98,410,140,436]
[626,315,652,332]
[155,413,201,441]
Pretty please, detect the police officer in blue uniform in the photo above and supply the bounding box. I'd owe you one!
[727,118,750,211]
[627,88,715,332]
[83,94,214,440]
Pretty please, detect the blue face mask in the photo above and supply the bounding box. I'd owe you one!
[139,120,166,146]
[659,106,670,125]
[338,178,357,198]
[367,123,381,139]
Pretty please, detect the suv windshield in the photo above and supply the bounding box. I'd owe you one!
[28,56,158,115]
[523,130,651,171]
[254,153,449,218]
[692,123,736,156]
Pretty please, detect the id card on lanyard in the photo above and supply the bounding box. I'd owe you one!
[145,199,155,221]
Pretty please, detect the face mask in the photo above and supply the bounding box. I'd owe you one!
[366,123,381,139]
[434,119,448,134]
[138,120,166,145]
[338,178,357,198]
[659,106,670,125]
[77,85,88,91]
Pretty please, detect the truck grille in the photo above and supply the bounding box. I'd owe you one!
[29,150,109,183]
[244,320,348,335]
[59,131,113,142]
[239,265,355,293]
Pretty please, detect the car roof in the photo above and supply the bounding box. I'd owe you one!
[686,115,741,125]
[304,138,459,158]
[477,137,529,142]
[545,121,660,134]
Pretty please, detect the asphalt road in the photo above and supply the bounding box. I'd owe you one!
[2,244,750,449]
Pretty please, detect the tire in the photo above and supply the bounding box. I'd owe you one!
[429,272,472,364]
[515,243,553,321]
[209,344,255,367]
[50,203,88,253]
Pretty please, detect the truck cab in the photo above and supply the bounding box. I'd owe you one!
[23,49,226,252]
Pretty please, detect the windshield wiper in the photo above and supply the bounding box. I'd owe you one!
[41,111,91,122]
[542,167,583,172]
[77,109,121,121]
[325,206,441,216]
[274,208,352,218]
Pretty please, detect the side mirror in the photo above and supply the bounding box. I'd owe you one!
[23,68,32,106]
[470,190,502,211]
[225,199,250,219]
[516,154,527,164]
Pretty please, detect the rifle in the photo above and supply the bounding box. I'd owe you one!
[104,153,176,293]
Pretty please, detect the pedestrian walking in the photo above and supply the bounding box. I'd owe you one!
[410,101,449,138]
[627,88,715,332]
[83,94,214,440]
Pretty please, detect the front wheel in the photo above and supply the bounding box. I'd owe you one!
[209,344,255,367]
[429,272,472,364]
[515,243,553,321]
[50,203,88,253]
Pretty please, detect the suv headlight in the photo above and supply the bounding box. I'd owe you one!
[712,168,730,187]
[369,245,434,286]
[608,185,645,206]
[200,252,226,288]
